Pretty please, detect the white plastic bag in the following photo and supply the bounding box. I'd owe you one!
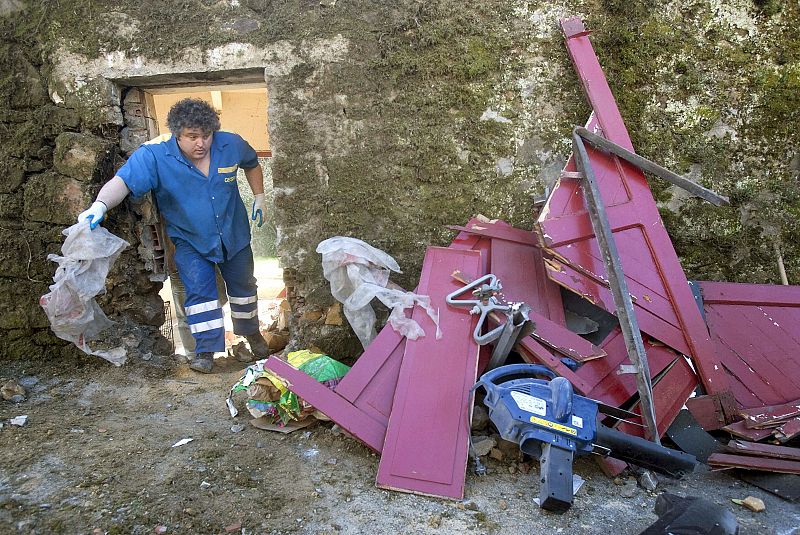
[39,221,129,365]
[316,237,441,348]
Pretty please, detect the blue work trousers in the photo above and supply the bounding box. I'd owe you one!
[173,239,260,353]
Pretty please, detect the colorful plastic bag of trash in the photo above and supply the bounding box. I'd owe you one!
[227,350,350,424]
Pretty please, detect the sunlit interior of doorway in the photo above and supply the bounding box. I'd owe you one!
[145,85,284,357]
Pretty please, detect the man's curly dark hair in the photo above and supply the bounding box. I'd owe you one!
[166,98,221,136]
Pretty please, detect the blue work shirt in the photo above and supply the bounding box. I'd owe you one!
[116,131,259,263]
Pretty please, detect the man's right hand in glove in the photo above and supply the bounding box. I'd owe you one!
[77,201,107,229]
[76,176,131,230]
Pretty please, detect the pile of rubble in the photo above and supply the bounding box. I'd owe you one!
[262,15,799,519]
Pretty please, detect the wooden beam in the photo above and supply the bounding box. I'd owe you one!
[574,126,730,206]
[708,453,800,475]
[571,132,660,444]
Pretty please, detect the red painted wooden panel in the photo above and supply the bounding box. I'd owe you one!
[489,239,602,362]
[704,308,799,404]
[708,453,800,475]
[447,224,492,374]
[448,218,493,276]
[536,18,731,399]
[722,420,775,442]
[527,309,607,363]
[491,237,553,318]
[701,280,800,305]
[728,440,800,462]
[740,399,800,428]
[776,417,800,442]
[265,355,389,452]
[377,247,482,499]
[334,326,406,426]
[512,326,593,395]
[616,357,698,438]
[584,329,681,409]
[544,256,689,356]
[264,303,412,452]
[264,316,410,452]
[448,222,538,246]
[700,280,800,410]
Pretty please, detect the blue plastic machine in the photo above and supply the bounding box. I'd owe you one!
[474,364,698,512]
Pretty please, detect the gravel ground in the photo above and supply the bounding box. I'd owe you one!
[0,356,798,535]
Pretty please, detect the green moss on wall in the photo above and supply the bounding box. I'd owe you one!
[4,0,800,358]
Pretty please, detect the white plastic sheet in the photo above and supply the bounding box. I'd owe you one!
[39,221,129,365]
[316,236,441,348]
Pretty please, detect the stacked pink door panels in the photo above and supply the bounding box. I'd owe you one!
[536,17,732,412]
[452,220,698,439]
[264,219,491,457]
[376,246,482,499]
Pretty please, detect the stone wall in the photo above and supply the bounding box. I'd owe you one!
[0,1,797,361]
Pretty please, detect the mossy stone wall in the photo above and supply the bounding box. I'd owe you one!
[0,0,797,361]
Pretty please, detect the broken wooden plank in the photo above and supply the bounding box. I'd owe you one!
[515,335,593,395]
[264,316,407,452]
[776,417,800,443]
[722,420,775,442]
[265,355,390,452]
[615,356,698,439]
[701,280,800,306]
[376,246,482,500]
[727,440,800,462]
[708,453,800,475]
[528,310,606,363]
[586,330,687,413]
[448,222,538,247]
[739,399,800,429]
[537,18,734,415]
[544,253,691,358]
[571,131,659,443]
[574,126,729,206]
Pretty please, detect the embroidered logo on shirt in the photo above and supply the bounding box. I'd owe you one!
[224,175,237,183]
[218,164,239,173]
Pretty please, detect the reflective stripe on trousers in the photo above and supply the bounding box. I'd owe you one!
[173,240,260,353]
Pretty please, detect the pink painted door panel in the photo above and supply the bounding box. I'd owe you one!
[700,281,800,409]
[376,247,482,499]
[536,18,730,398]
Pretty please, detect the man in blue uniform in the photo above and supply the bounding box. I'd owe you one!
[78,98,270,373]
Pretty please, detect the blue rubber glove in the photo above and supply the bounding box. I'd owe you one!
[251,193,265,228]
[77,201,107,230]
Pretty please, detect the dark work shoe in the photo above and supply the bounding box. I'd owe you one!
[245,333,270,359]
[189,352,214,373]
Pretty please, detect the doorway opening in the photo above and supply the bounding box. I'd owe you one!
[124,83,285,359]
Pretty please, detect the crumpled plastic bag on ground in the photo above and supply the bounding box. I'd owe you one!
[227,350,350,423]
[316,236,441,348]
[39,221,129,365]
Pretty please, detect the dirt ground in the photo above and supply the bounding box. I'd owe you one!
[1,353,799,535]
